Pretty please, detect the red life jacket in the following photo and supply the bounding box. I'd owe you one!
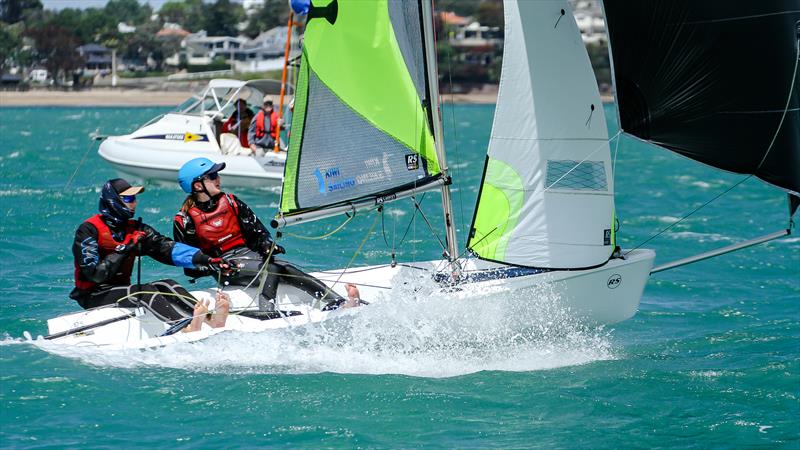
[187,193,246,255]
[254,109,278,139]
[73,214,144,291]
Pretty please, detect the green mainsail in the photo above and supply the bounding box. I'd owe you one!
[280,0,442,214]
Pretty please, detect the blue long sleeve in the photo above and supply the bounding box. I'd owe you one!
[172,242,200,268]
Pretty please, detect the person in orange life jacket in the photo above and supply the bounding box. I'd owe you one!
[220,98,253,148]
[174,158,346,311]
[70,178,228,323]
[247,95,284,155]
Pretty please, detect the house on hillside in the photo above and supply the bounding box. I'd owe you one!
[164,27,299,73]
[448,21,503,67]
[76,44,112,74]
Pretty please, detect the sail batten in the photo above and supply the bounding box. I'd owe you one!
[467,0,616,270]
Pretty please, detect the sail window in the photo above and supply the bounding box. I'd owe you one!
[546,160,608,191]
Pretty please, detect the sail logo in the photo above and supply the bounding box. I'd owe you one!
[314,167,356,194]
[405,154,419,170]
[607,274,622,289]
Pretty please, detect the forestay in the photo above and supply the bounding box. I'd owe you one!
[280,0,444,219]
[468,0,615,269]
[603,0,800,199]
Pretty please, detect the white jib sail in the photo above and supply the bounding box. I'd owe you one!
[468,0,615,269]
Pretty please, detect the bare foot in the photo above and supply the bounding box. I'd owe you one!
[185,299,209,332]
[209,291,230,328]
[343,283,361,308]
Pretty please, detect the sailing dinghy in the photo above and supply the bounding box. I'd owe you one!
[40,0,797,349]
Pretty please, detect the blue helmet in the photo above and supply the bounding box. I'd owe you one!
[178,157,226,193]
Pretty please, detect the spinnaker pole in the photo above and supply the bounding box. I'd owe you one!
[421,0,459,265]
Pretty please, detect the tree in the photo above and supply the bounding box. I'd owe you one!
[25,20,84,84]
[243,0,290,39]
[203,0,244,36]
[0,23,22,73]
[475,0,502,28]
[159,0,205,32]
[0,0,42,24]
[104,0,152,27]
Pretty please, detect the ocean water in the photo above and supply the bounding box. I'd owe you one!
[0,104,798,448]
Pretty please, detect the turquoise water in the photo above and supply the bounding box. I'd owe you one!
[0,105,798,448]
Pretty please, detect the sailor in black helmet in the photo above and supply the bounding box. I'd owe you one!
[70,178,227,322]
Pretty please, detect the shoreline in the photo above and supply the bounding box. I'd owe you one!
[1,88,504,107]
[0,88,612,107]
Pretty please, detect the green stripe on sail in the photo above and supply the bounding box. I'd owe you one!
[280,48,310,212]
[468,159,524,260]
[303,0,440,174]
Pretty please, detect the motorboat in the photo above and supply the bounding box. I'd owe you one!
[98,79,289,189]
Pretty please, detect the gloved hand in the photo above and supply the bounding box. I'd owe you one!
[208,257,232,270]
[193,252,231,272]
[272,243,286,255]
[114,241,140,255]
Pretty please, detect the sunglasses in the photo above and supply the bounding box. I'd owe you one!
[202,172,220,181]
[121,195,137,203]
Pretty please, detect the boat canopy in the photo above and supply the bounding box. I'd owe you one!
[467,0,616,270]
[603,0,800,198]
[278,0,444,219]
[172,79,294,118]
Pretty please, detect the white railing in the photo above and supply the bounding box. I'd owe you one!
[166,70,234,81]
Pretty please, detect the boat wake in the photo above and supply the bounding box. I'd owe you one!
[26,280,617,378]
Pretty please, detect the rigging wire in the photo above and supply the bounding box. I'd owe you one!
[626,36,799,255]
[626,174,753,255]
[443,36,467,239]
[64,130,101,191]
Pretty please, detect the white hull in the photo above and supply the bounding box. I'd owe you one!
[98,112,285,189]
[44,250,654,349]
[97,79,289,189]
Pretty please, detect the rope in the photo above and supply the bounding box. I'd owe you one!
[280,213,355,240]
[64,132,99,190]
[626,175,753,254]
[318,211,381,300]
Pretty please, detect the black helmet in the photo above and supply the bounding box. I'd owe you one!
[98,178,143,226]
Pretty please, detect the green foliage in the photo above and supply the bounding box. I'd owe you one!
[159,0,205,32]
[24,18,83,83]
[0,0,42,24]
[475,0,502,27]
[203,0,244,37]
[242,0,290,39]
[0,22,23,72]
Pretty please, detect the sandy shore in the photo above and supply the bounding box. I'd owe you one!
[0,88,610,107]
[0,89,196,107]
[0,88,503,107]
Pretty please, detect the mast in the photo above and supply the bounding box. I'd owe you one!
[420,0,459,264]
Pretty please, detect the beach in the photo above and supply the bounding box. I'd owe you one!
[0,89,197,107]
[0,87,501,107]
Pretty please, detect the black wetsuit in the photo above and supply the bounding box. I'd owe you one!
[71,217,207,322]
[174,193,343,308]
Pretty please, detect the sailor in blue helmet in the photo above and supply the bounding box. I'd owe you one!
[71,178,228,322]
[174,158,346,312]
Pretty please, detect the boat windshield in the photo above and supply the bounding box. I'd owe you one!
[172,83,265,117]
